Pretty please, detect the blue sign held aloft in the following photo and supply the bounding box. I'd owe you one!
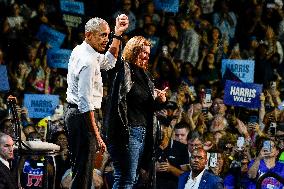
[221,59,255,83]
[24,94,59,118]
[224,80,262,109]
[0,65,10,92]
[47,49,71,69]
[36,25,66,48]
[154,0,179,13]
[60,0,85,15]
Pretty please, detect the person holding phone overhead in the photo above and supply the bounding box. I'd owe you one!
[104,36,167,189]
[247,138,284,188]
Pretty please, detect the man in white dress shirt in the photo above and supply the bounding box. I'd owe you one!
[65,15,129,189]
[0,132,18,189]
[178,148,223,189]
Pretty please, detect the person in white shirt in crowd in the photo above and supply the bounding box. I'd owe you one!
[0,132,18,189]
[178,147,224,189]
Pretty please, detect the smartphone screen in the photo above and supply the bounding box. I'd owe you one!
[248,115,258,124]
[237,137,245,150]
[263,140,271,152]
[209,153,218,168]
[205,89,212,103]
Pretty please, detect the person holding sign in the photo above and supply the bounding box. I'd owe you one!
[65,14,129,189]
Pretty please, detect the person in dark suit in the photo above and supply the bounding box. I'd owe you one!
[178,148,223,189]
[0,132,18,189]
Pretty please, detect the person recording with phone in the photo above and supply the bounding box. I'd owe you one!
[104,36,167,189]
[155,122,190,189]
[247,138,284,188]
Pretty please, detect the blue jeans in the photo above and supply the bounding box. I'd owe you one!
[109,126,146,189]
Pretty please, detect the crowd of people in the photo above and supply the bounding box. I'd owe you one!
[0,0,284,188]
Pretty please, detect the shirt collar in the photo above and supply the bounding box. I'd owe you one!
[189,168,206,181]
[83,41,97,54]
[0,156,10,169]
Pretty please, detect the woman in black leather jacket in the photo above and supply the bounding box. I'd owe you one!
[104,36,167,189]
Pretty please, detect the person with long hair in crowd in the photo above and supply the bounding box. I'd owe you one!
[104,36,167,189]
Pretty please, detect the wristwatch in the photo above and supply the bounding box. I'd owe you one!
[112,32,123,40]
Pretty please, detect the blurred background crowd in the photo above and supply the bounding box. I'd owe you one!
[0,0,284,188]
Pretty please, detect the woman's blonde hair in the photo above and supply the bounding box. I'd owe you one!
[122,36,151,69]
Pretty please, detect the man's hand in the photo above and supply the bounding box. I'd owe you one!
[114,14,129,36]
[156,161,170,172]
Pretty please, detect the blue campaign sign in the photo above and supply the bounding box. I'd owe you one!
[0,65,10,92]
[47,49,71,69]
[36,25,66,48]
[154,0,179,13]
[60,0,84,15]
[221,59,255,83]
[24,94,59,118]
[224,80,263,109]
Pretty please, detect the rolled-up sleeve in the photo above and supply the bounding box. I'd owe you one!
[78,64,94,113]
[99,51,117,70]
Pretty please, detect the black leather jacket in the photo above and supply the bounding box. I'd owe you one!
[104,60,158,148]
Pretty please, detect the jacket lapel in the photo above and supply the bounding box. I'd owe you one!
[198,171,209,189]
[119,61,133,102]
[0,160,15,188]
[144,70,155,99]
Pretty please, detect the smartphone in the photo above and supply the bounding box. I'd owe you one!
[269,122,277,136]
[162,45,168,56]
[248,115,258,124]
[202,107,208,114]
[209,153,218,168]
[205,89,212,103]
[237,137,245,150]
[270,81,277,90]
[263,140,271,152]
[278,101,284,111]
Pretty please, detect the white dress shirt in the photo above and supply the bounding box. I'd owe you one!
[184,169,205,189]
[66,41,116,113]
[0,156,10,169]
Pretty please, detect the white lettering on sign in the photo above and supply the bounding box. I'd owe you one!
[230,86,256,103]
